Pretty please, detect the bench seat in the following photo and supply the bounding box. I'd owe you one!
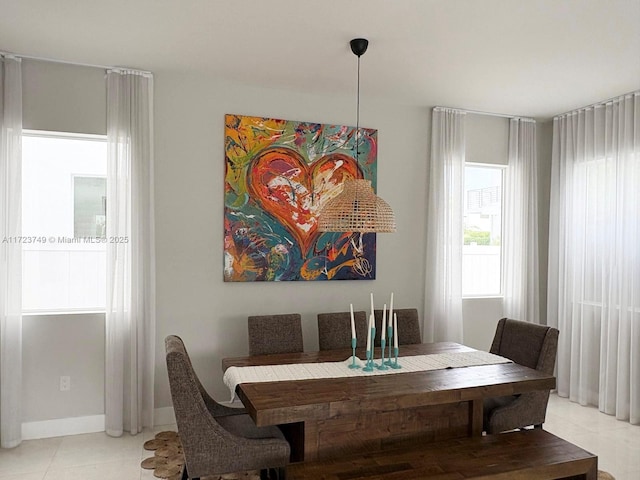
[287,429,597,480]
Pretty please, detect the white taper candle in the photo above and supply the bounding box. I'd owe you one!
[370,292,374,318]
[366,313,373,351]
[350,303,356,339]
[381,303,387,340]
[389,292,394,335]
[394,313,399,349]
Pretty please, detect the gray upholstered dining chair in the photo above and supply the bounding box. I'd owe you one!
[373,308,422,346]
[248,313,303,356]
[483,318,559,434]
[165,335,290,480]
[170,335,246,417]
[317,310,368,350]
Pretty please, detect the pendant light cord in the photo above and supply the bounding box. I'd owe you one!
[356,54,360,159]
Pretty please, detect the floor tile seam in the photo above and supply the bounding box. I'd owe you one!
[38,438,62,480]
[0,471,47,480]
[47,452,146,471]
[45,457,148,476]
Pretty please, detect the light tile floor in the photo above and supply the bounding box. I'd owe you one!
[1,394,638,480]
[544,394,640,480]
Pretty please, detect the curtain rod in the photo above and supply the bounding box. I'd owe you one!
[0,50,151,75]
[434,106,534,121]
[553,90,640,118]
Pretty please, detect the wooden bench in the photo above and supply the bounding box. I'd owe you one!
[287,429,597,479]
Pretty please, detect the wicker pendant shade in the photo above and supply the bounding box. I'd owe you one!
[318,179,396,233]
[317,38,396,233]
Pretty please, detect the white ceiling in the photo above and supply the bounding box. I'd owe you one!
[1,0,639,118]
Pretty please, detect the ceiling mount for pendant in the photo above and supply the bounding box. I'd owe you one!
[350,38,369,57]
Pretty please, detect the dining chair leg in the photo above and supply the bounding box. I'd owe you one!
[263,467,287,479]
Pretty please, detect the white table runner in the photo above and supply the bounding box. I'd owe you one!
[223,350,511,401]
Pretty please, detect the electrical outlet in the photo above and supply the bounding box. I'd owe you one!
[59,376,71,391]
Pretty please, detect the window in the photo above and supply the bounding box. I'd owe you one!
[462,164,504,296]
[22,131,107,313]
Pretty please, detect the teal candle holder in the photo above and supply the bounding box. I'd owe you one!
[378,338,389,370]
[363,327,377,371]
[391,346,402,369]
[363,348,374,372]
[348,337,360,369]
[384,325,393,366]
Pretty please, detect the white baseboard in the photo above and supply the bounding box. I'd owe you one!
[21,405,239,439]
[22,414,105,440]
[153,406,176,426]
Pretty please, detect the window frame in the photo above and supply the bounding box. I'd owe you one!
[21,129,108,315]
[462,161,506,299]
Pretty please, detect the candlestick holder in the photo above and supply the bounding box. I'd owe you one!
[363,327,377,371]
[363,348,374,372]
[391,346,402,369]
[348,338,360,369]
[378,338,389,370]
[384,325,393,366]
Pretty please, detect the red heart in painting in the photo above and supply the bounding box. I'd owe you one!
[247,147,362,254]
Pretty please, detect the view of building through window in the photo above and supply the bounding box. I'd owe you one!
[74,176,106,239]
[462,164,504,296]
[22,131,107,312]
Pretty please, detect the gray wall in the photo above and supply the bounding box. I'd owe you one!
[22,314,105,421]
[536,120,554,326]
[22,59,106,135]
[20,59,555,421]
[465,113,509,166]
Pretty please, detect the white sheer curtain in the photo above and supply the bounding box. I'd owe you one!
[0,55,22,449]
[424,107,465,342]
[503,118,539,323]
[105,69,156,436]
[548,92,640,424]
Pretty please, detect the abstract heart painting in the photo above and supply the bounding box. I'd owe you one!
[224,114,377,282]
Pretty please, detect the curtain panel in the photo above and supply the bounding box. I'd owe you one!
[424,107,465,343]
[548,92,640,424]
[503,118,539,323]
[0,55,22,449]
[105,69,156,436]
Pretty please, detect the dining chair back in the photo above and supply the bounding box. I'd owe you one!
[317,311,368,350]
[248,313,303,356]
[166,335,246,418]
[483,318,559,433]
[373,308,422,346]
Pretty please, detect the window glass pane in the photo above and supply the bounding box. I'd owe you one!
[462,165,503,296]
[22,132,107,312]
[74,176,106,238]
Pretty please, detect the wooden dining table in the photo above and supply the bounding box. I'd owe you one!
[221,342,556,462]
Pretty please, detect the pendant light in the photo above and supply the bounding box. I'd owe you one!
[317,38,396,233]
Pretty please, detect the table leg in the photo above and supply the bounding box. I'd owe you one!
[303,421,319,462]
[585,457,598,480]
[278,422,305,463]
[469,399,483,436]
